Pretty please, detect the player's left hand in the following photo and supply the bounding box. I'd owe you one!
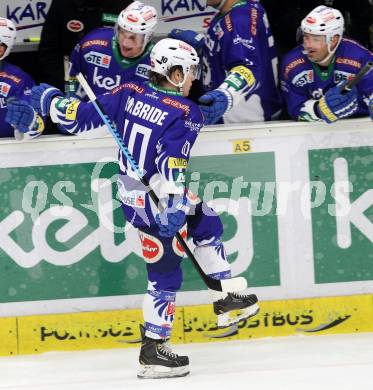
[5,98,38,133]
[168,29,205,51]
[198,89,233,125]
[155,194,189,238]
[317,82,358,123]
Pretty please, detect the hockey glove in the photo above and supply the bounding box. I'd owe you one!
[198,89,233,125]
[168,29,205,51]
[5,98,44,139]
[155,194,189,238]
[317,82,358,123]
[31,83,64,116]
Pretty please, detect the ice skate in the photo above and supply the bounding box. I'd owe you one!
[213,292,260,328]
[137,325,190,379]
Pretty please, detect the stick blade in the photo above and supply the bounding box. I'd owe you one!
[14,129,24,141]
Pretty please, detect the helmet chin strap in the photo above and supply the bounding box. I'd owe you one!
[314,35,342,66]
[166,73,187,94]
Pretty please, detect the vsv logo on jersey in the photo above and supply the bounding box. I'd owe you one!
[0,82,11,97]
[84,51,111,68]
[93,67,120,90]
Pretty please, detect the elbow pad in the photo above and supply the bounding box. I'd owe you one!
[50,97,80,124]
[218,65,257,106]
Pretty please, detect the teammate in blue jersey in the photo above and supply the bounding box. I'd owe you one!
[170,0,282,124]
[0,18,44,139]
[280,6,373,123]
[7,38,259,379]
[68,1,157,99]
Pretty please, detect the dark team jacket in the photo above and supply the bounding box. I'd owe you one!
[38,0,132,90]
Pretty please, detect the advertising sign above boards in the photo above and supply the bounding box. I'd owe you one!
[0,0,215,47]
[0,0,52,43]
[155,0,215,34]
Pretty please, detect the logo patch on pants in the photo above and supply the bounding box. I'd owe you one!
[139,231,164,263]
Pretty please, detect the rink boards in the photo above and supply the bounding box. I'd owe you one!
[1,294,373,356]
[0,118,373,356]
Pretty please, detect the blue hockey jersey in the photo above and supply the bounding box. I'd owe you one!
[280,38,373,120]
[69,27,153,97]
[202,0,282,123]
[0,62,35,137]
[50,82,203,228]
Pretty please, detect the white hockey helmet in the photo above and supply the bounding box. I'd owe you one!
[116,1,157,49]
[150,38,200,89]
[0,18,16,61]
[301,6,344,56]
[301,6,344,42]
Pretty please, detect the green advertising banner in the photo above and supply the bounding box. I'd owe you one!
[309,146,373,284]
[0,153,280,304]
[2,121,372,312]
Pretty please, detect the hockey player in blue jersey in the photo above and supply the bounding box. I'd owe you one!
[0,17,44,139]
[67,1,157,99]
[170,0,282,124]
[280,6,373,123]
[7,38,259,378]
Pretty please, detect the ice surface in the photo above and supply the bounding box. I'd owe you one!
[1,333,373,390]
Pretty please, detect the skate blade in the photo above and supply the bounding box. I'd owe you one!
[217,303,260,328]
[137,364,190,379]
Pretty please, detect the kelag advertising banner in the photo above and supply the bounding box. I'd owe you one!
[0,118,372,316]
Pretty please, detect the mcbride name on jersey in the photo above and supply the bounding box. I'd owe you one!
[69,27,153,97]
[280,38,373,120]
[202,0,281,123]
[0,62,35,137]
[50,82,203,227]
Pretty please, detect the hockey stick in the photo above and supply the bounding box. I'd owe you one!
[76,72,247,292]
[63,55,70,96]
[13,126,24,141]
[342,61,373,93]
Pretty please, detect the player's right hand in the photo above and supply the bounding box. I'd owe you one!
[31,83,64,116]
[5,98,38,133]
[168,29,205,51]
[317,82,358,123]
[155,194,189,238]
[198,89,233,125]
